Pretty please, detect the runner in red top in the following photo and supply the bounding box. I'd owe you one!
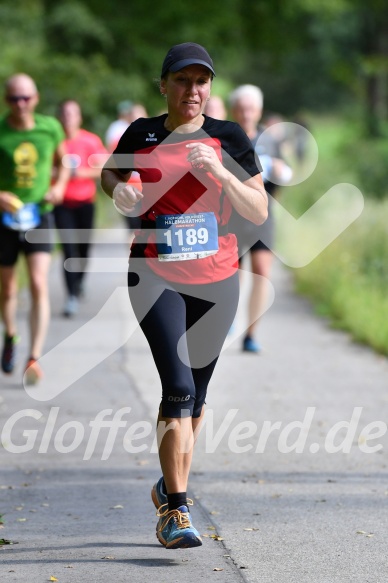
[55,100,108,317]
[101,43,267,550]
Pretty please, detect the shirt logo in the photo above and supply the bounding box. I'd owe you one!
[13,142,38,188]
[146,132,158,142]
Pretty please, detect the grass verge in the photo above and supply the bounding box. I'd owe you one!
[278,115,388,355]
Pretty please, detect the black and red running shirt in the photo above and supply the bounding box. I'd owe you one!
[113,114,262,284]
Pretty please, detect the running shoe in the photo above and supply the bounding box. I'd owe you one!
[24,358,43,386]
[242,335,261,354]
[63,295,78,318]
[1,334,19,374]
[151,477,168,509]
[156,501,202,549]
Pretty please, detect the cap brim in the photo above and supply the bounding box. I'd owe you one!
[168,59,216,76]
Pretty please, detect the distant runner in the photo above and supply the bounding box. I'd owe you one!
[55,100,107,317]
[0,74,68,384]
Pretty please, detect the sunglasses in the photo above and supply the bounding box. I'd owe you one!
[6,95,34,103]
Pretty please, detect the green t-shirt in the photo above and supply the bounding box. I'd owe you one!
[0,113,65,214]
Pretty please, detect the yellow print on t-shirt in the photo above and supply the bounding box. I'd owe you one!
[13,142,38,188]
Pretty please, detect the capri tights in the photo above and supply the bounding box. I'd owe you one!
[128,265,239,418]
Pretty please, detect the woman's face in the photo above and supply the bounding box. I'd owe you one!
[161,65,212,122]
[60,101,82,132]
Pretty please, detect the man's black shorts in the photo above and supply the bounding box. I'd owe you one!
[0,212,54,267]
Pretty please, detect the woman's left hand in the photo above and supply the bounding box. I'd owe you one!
[186,142,227,181]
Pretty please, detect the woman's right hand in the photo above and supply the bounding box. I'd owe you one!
[112,182,143,216]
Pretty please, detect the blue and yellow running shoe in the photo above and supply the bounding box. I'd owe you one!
[151,477,168,509]
[156,501,202,549]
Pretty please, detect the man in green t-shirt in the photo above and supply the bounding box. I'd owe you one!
[0,73,68,385]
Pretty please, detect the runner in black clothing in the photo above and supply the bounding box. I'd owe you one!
[101,44,267,549]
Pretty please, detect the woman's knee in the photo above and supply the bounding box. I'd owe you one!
[29,274,48,300]
[161,381,196,418]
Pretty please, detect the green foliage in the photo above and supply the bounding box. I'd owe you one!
[0,1,45,82]
[280,115,388,355]
[0,0,387,134]
[33,53,148,136]
[294,214,388,354]
[45,2,113,56]
[339,136,388,200]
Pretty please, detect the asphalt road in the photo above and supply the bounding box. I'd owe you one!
[1,228,387,582]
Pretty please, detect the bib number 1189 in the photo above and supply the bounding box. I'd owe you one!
[155,212,219,262]
[163,227,209,247]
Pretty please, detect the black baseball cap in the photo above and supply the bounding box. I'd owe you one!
[161,42,216,77]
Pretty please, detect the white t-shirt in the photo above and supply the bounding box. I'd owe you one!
[105,119,129,151]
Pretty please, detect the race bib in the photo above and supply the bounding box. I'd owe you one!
[2,203,41,231]
[155,212,219,262]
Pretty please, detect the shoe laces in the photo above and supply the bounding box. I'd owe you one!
[157,499,194,531]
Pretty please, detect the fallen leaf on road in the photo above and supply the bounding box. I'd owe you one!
[271,494,281,499]
[366,534,374,538]
[210,511,219,515]
[16,518,27,522]
[0,539,14,546]
[213,568,223,571]
[49,577,58,581]
[110,505,124,509]
[356,530,366,534]
[210,535,224,541]
[207,526,216,530]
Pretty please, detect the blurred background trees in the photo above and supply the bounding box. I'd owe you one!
[0,0,387,137]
